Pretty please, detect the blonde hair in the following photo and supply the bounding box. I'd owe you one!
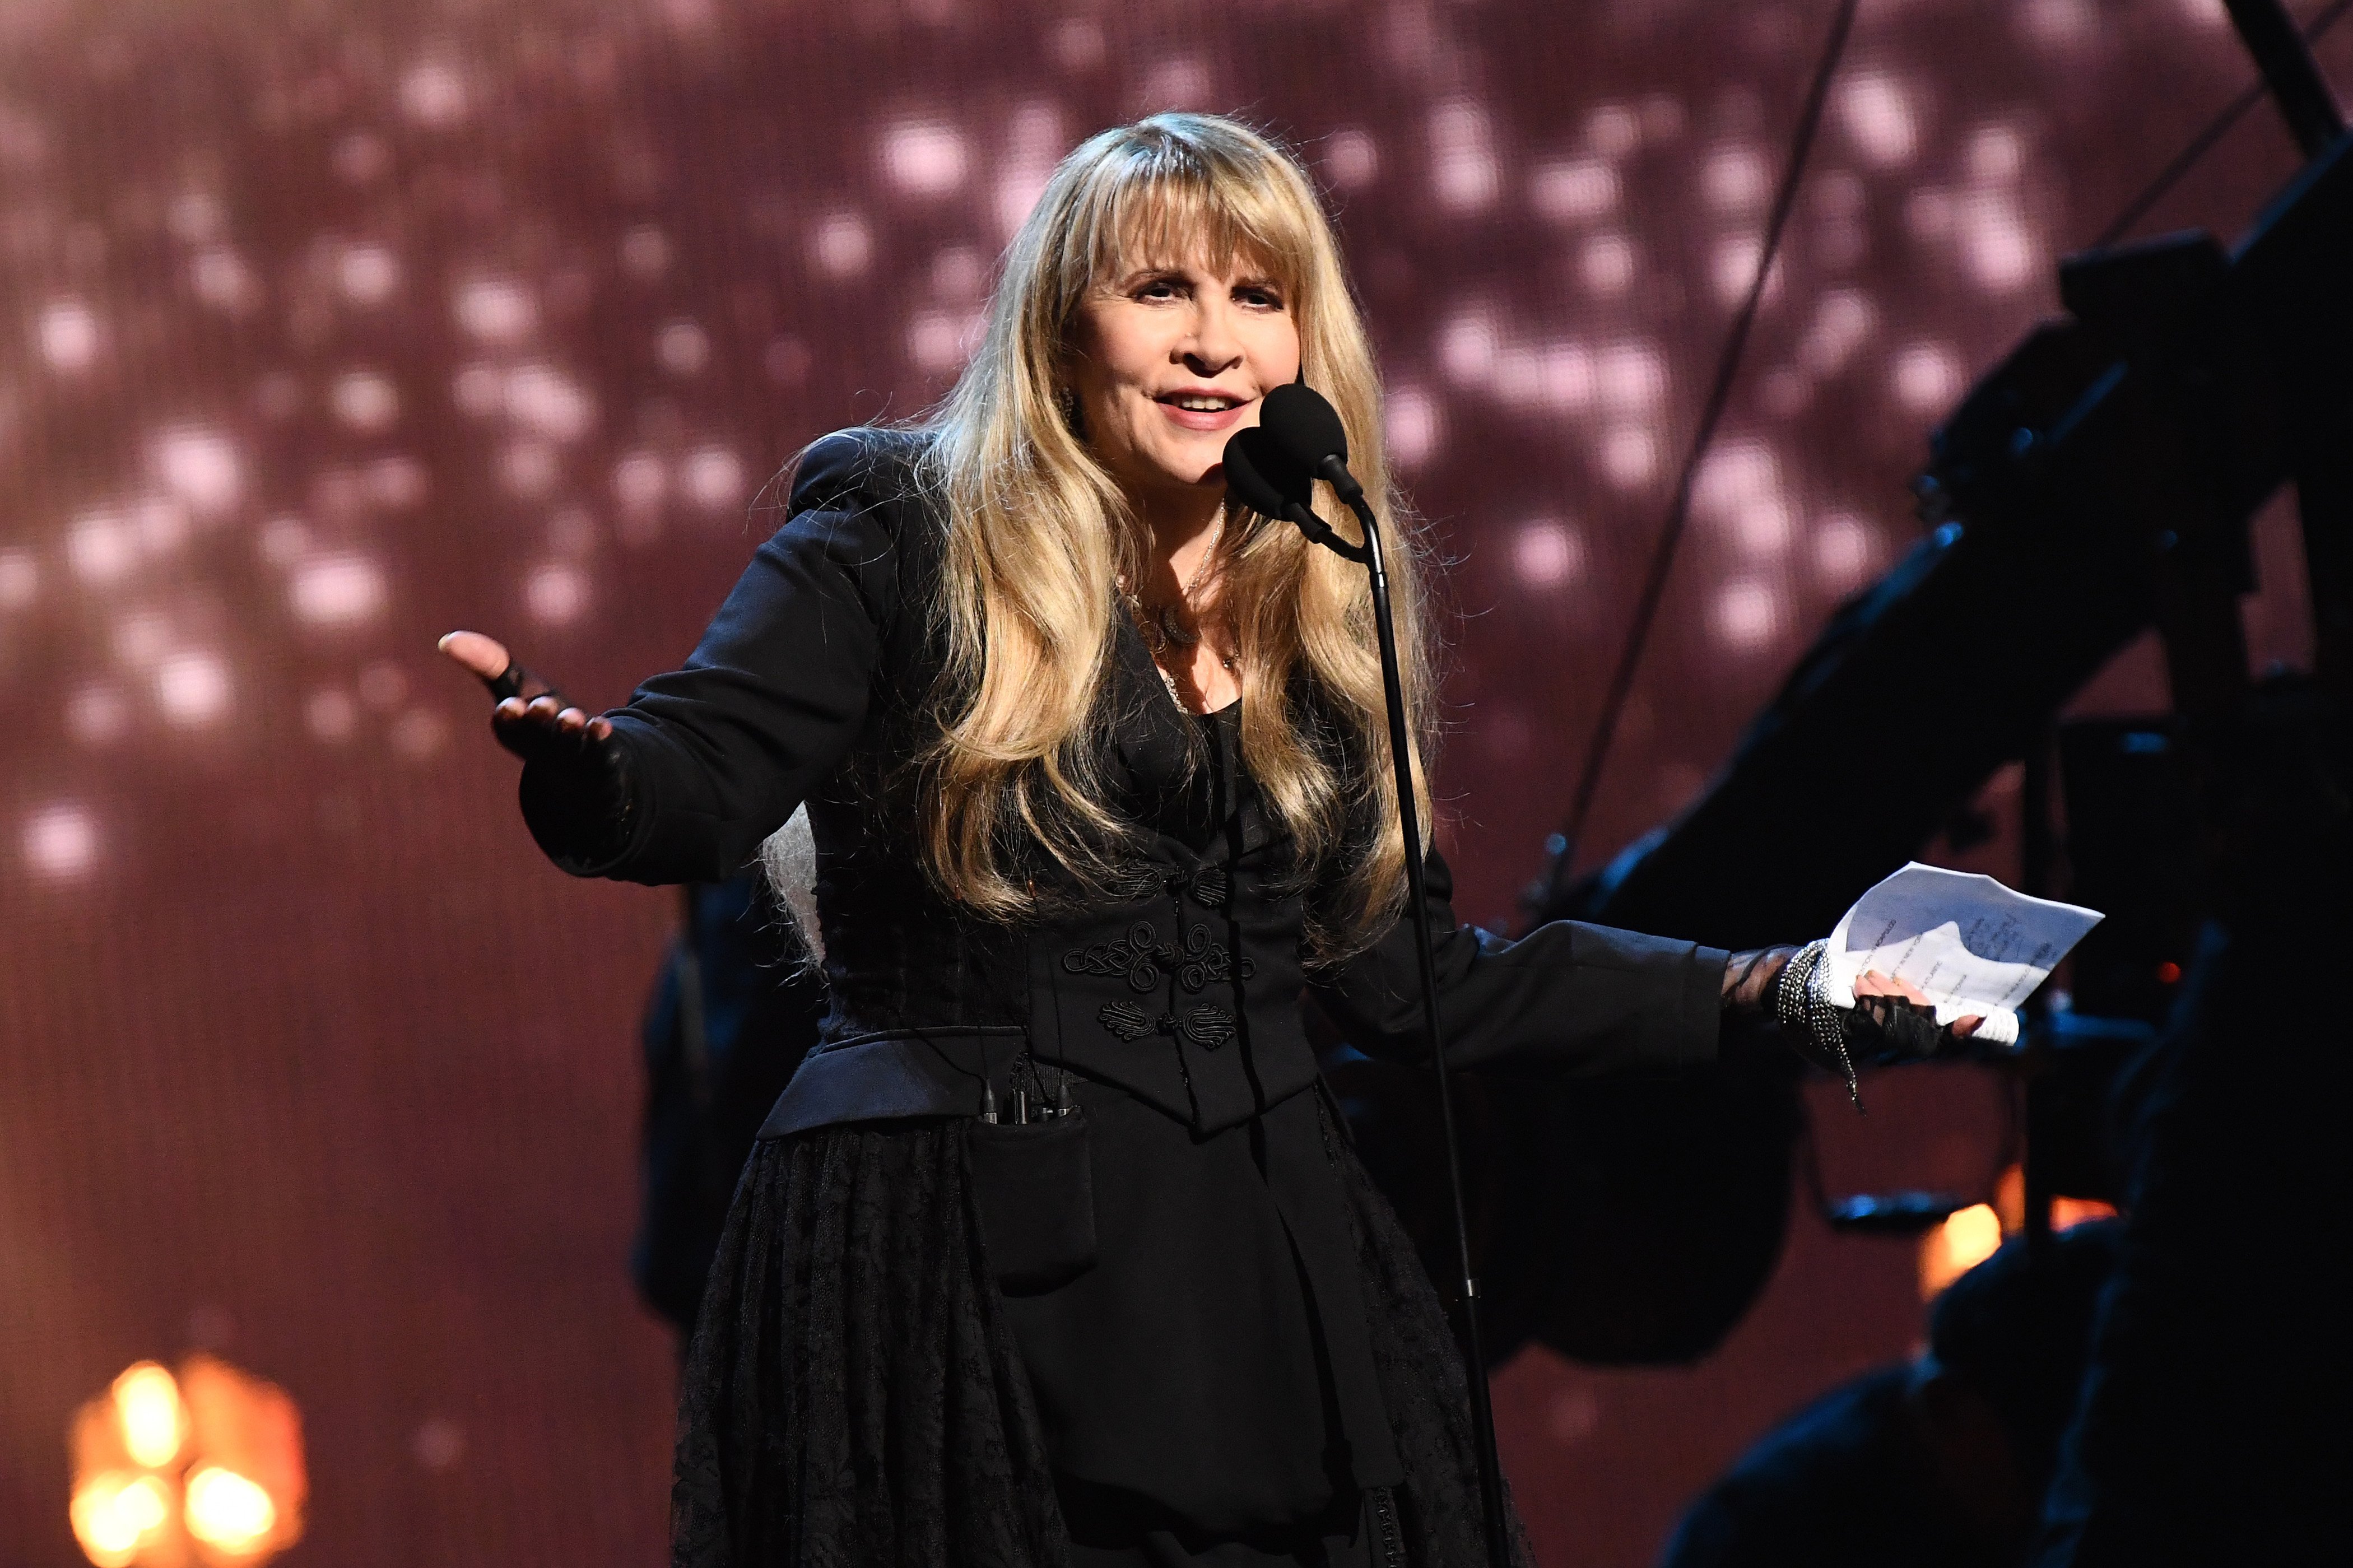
[910,112,1434,959]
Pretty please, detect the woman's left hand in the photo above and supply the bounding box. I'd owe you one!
[1845,970,1981,1063]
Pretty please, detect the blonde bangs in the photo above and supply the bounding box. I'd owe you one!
[1072,160,1311,309]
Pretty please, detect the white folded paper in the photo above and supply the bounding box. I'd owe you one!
[1820,863,2104,1048]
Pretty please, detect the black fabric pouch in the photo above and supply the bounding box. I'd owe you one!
[967,1113,1098,1295]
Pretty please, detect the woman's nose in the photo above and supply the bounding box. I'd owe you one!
[1180,300,1244,374]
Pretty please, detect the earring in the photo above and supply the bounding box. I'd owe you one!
[1058,387,1082,435]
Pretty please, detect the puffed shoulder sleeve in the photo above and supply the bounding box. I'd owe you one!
[519,429,914,884]
[1309,846,1729,1077]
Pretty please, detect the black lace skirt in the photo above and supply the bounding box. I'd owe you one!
[669,1110,1532,1567]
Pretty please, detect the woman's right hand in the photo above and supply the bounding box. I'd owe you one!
[438,630,614,762]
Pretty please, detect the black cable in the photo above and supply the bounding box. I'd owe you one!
[1550,0,1861,886]
[2090,0,2353,249]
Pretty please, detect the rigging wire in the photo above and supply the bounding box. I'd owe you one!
[1546,0,1860,890]
[1547,0,2352,895]
[2090,0,2353,249]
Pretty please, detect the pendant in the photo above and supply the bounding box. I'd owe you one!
[1157,603,1199,648]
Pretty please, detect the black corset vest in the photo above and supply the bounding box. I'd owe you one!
[765,678,1330,1141]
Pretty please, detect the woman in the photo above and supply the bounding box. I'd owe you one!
[441,113,1961,1567]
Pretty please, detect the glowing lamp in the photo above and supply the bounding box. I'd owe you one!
[1917,1202,2004,1299]
[69,1473,171,1568]
[114,1364,187,1469]
[185,1468,276,1554]
[68,1356,304,1568]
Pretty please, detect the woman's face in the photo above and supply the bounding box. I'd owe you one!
[1066,250,1301,519]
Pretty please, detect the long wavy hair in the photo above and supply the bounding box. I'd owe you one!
[908,112,1434,960]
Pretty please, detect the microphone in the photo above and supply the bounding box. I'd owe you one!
[1221,423,1366,562]
[1220,425,1309,517]
[1258,383,1365,506]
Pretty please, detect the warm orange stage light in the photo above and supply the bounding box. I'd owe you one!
[1917,1201,2005,1299]
[68,1357,304,1568]
[69,1472,171,1568]
[1918,1163,2123,1300]
[185,1467,277,1554]
[113,1363,187,1470]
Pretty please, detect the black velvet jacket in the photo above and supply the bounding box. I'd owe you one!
[523,429,1730,1533]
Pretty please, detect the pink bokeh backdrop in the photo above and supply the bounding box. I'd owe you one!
[2,1,2337,1563]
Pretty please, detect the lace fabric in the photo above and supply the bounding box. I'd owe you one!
[669,1108,1533,1567]
[669,1122,1064,1567]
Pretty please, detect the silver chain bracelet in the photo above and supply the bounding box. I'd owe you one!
[1774,938,1862,1110]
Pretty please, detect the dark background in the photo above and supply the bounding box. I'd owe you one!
[1,1,2336,1564]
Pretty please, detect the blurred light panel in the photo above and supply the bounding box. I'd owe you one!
[151,428,242,517]
[1513,520,1585,589]
[1702,142,1770,214]
[1533,157,1617,223]
[1324,128,1379,190]
[526,561,590,626]
[811,212,873,277]
[1709,579,1784,650]
[24,802,99,881]
[1384,386,1440,469]
[155,651,231,727]
[1598,424,1660,489]
[1836,71,1919,168]
[1812,510,1883,590]
[1429,99,1501,213]
[656,321,711,376]
[1892,339,1966,412]
[1579,233,1638,296]
[331,371,401,434]
[289,555,388,628]
[880,119,969,195]
[337,243,402,306]
[454,276,537,344]
[38,299,101,372]
[679,446,746,511]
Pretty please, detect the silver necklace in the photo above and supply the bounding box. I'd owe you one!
[1130,508,1237,673]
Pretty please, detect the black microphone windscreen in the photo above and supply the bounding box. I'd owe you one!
[1261,383,1348,473]
[1221,427,1312,517]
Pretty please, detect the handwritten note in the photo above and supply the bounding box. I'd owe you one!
[1821,863,2104,1047]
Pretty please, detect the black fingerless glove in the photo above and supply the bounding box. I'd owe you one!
[517,729,636,875]
[1841,992,1958,1065]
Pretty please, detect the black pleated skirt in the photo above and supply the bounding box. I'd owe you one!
[668,1107,1532,1567]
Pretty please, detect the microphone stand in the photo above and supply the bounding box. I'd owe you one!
[1282,477,1514,1568]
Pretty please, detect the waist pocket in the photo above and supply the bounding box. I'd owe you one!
[967,1114,1098,1295]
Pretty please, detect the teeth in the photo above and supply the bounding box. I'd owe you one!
[1172,397,1235,411]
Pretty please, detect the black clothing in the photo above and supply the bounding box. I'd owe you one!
[673,1101,1503,1568]
[1658,1366,2005,1568]
[525,430,1728,1561]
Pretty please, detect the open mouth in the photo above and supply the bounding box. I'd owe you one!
[1156,393,1246,413]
